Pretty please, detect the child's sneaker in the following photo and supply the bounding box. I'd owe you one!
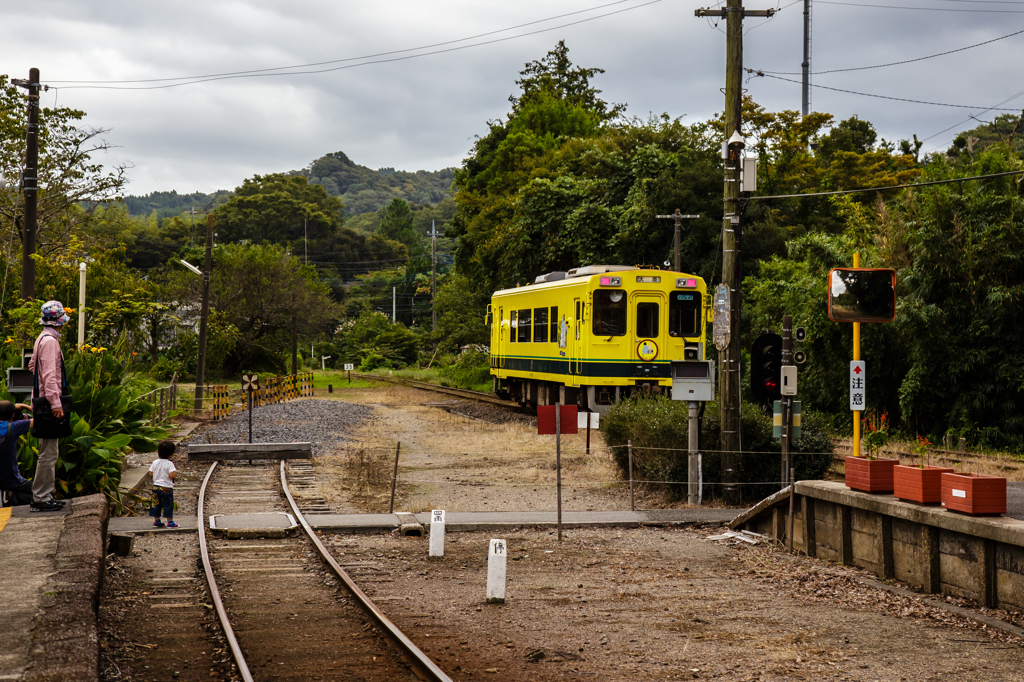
[166,521,179,528]
[153,520,165,527]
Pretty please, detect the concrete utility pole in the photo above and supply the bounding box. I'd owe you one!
[187,207,198,248]
[430,220,444,332]
[194,215,214,411]
[654,209,699,272]
[802,0,812,116]
[12,69,41,300]
[696,0,774,503]
[781,314,793,485]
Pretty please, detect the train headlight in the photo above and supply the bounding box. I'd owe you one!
[599,276,622,287]
[610,290,624,303]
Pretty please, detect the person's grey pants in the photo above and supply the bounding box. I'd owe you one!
[32,438,60,503]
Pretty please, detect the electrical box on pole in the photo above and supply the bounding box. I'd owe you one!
[741,157,758,192]
[781,365,797,396]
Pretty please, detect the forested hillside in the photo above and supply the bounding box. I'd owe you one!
[122,152,454,219]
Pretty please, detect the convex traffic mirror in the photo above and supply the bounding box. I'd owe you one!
[827,268,896,323]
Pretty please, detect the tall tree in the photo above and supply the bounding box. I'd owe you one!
[0,76,127,266]
[211,173,342,246]
[509,40,626,122]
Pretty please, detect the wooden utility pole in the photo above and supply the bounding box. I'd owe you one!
[654,209,700,272]
[12,68,41,300]
[696,1,774,504]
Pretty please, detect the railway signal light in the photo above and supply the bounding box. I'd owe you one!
[750,332,782,405]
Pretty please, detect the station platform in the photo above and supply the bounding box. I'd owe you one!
[0,495,107,682]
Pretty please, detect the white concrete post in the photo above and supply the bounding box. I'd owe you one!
[78,262,86,347]
[429,509,445,557]
[486,538,507,604]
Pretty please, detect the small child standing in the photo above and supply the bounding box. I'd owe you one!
[148,440,178,528]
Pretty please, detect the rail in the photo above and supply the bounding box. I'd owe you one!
[351,371,519,409]
[196,458,453,682]
[197,461,254,682]
[280,459,453,682]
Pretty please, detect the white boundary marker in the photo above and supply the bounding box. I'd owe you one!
[486,538,507,603]
[429,509,445,557]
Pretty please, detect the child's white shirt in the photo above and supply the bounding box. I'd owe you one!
[150,458,176,488]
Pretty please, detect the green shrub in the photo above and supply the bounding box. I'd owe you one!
[602,395,835,503]
[439,348,491,391]
[336,311,420,369]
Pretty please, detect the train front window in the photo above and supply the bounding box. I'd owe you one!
[669,292,701,337]
[517,309,532,342]
[636,302,659,338]
[534,307,548,342]
[592,290,626,337]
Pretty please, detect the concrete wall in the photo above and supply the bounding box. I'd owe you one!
[732,481,1024,612]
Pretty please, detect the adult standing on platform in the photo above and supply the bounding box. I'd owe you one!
[28,301,70,512]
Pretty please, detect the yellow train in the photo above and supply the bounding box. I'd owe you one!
[487,265,711,413]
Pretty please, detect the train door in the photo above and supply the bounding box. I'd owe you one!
[496,306,506,368]
[631,292,665,362]
[570,297,584,381]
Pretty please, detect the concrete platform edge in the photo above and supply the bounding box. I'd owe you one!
[23,494,108,682]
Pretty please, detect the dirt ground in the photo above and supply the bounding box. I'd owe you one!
[309,385,1024,681]
[312,384,690,515]
[102,386,1024,681]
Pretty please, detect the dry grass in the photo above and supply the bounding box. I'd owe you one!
[313,385,629,513]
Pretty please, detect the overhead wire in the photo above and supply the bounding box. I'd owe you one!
[754,27,1024,75]
[746,169,1024,200]
[817,0,1024,11]
[48,0,664,91]
[746,70,1022,110]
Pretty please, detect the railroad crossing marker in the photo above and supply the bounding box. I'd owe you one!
[486,538,507,604]
[429,510,445,557]
[242,373,260,443]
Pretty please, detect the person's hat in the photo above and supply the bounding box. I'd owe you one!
[40,300,70,327]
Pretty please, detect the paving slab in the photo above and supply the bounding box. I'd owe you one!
[0,495,107,682]
[303,509,737,533]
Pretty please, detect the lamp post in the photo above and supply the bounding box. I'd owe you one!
[193,216,214,411]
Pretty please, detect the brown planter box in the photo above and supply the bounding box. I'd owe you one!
[893,465,955,504]
[941,472,1006,516]
[845,456,898,493]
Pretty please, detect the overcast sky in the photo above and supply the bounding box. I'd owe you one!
[2,0,1022,195]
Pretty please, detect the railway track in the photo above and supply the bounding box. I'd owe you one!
[350,372,520,410]
[197,457,453,682]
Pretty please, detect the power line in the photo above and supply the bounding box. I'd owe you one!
[747,169,1024,201]
[48,0,663,91]
[48,0,639,85]
[754,27,1024,75]
[817,0,1024,11]
[747,70,1023,110]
